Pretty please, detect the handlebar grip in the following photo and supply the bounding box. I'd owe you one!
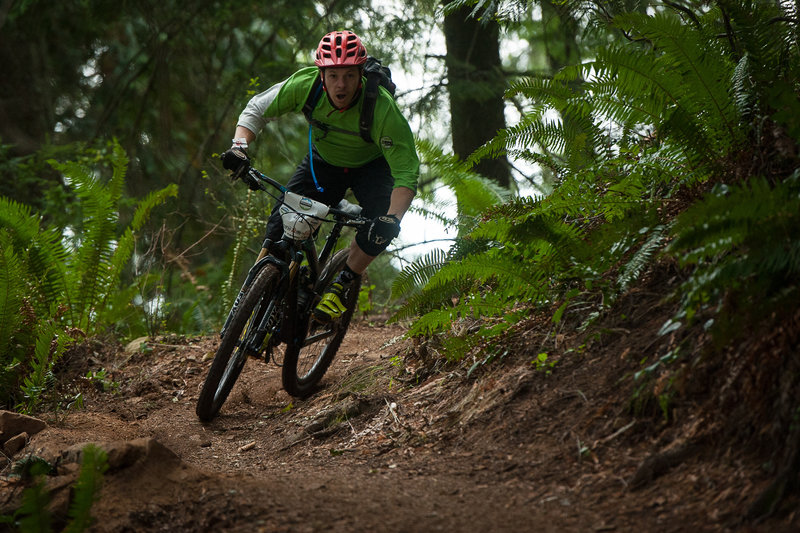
[334,199,362,218]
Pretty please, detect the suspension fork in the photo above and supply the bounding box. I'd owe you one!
[240,253,295,354]
[271,249,306,343]
[219,255,288,339]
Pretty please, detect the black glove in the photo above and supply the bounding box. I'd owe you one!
[221,147,250,179]
[356,214,401,256]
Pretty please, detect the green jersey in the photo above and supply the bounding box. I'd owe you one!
[238,67,420,192]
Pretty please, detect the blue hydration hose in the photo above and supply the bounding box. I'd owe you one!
[308,82,325,193]
[308,124,324,193]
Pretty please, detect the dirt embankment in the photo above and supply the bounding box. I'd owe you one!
[1,312,798,532]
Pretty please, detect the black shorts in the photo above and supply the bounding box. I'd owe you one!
[263,150,393,245]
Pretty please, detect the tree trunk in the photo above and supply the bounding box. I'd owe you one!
[443,1,511,189]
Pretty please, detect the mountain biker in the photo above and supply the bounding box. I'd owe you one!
[220,30,419,323]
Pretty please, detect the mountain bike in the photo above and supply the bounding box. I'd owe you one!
[196,166,366,422]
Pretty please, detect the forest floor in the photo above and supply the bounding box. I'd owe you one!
[2,305,799,531]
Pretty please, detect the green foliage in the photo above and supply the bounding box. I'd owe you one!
[3,0,433,335]
[0,229,25,357]
[15,477,51,533]
[1,445,108,533]
[358,284,376,315]
[668,176,800,325]
[64,445,109,533]
[394,1,800,369]
[532,352,556,374]
[0,142,176,410]
[17,320,72,412]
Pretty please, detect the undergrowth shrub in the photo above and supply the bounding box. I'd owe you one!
[0,141,177,411]
[393,1,800,372]
[0,444,108,532]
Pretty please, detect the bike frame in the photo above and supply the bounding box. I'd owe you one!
[218,167,363,351]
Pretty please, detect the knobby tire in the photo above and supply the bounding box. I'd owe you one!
[282,249,360,398]
[196,265,281,422]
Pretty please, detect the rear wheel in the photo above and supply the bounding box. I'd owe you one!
[282,249,360,398]
[196,265,281,422]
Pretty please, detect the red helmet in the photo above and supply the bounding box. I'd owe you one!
[314,30,367,68]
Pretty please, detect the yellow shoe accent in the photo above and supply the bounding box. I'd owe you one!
[313,282,347,322]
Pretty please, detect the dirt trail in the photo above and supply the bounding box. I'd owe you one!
[2,320,798,532]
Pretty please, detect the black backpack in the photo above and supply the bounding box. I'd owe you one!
[302,57,396,143]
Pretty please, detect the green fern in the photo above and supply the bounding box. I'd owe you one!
[51,147,126,331]
[17,318,72,412]
[0,197,70,317]
[14,476,51,532]
[407,291,520,337]
[391,248,449,300]
[617,224,670,293]
[1,444,108,533]
[43,142,177,334]
[1,141,176,408]
[668,176,800,324]
[395,1,800,372]
[0,229,25,356]
[63,444,109,533]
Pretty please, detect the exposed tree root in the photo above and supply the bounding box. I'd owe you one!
[628,437,703,490]
[746,427,800,523]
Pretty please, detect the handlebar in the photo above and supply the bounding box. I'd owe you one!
[242,166,365,225]
[245,167,286,194]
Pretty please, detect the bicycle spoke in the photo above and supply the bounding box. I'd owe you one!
[196,265,282,422]
[282,249,358,398]
[216,347,246,403]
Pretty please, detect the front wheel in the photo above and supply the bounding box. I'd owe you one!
[196,265,281,422]
[282,249,360,398]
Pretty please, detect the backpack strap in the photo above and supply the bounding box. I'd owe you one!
[359,73,379,143]
[302,78,327,133]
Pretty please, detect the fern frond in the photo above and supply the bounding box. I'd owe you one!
[15,476,51,532]
[613,12,738,141]
[428,249,548,302]
[667,176,800,323]
[390,275,468,323]
[64,444,108,533]
[407,291,521,337]
[617,224,670,293]
[391,248,449,300]
[18,318,71,412]
[50,156,121,331]
[0,230,25,357]
[417,139,508,216]
[0,197,70,315]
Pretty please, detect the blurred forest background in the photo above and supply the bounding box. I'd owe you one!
[2,0,799,445]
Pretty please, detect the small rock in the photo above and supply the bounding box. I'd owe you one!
[124,336,150,353]
[60,437,179,471]
[0,411,47,443]
[3,432,29,456]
